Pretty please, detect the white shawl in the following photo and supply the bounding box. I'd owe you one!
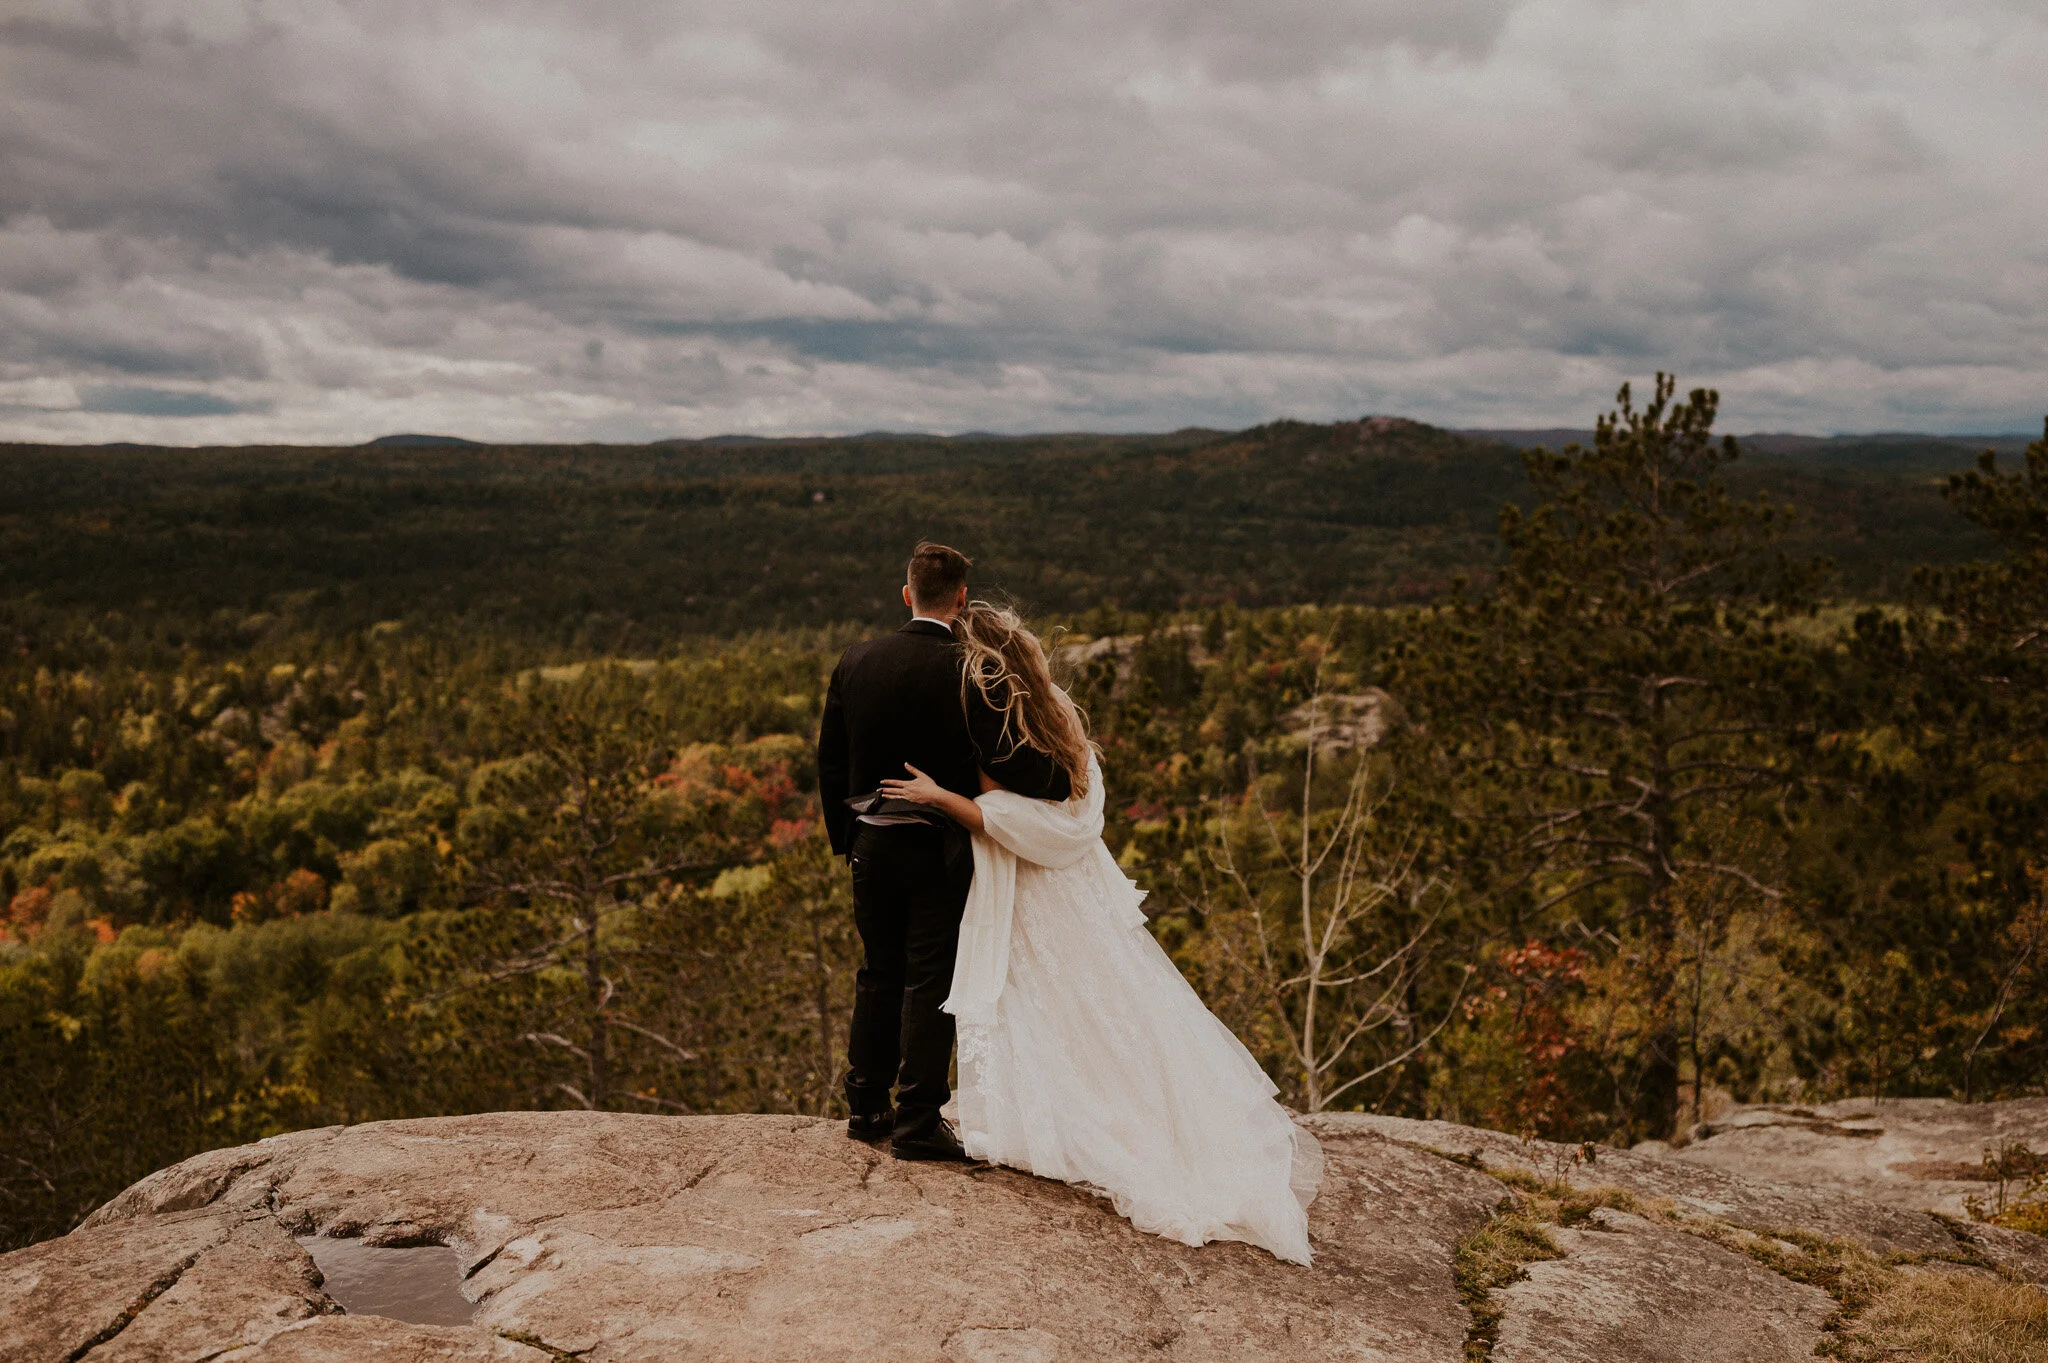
[944,754,1148,1027]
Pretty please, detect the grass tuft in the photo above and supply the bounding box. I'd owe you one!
[1415,1139,2048,1360]
[1453,1199,1562,1361]
[1834,1269,2048,1362]
[1485,1168,1644,1227]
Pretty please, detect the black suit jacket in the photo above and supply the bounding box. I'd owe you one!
[817,620,1073,856]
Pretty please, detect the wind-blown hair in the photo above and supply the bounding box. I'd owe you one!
[955,601,1095,797]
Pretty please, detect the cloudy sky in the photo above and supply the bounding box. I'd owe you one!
[2,1,2044,444]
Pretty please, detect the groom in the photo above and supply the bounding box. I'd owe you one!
[816,542,1073,1159]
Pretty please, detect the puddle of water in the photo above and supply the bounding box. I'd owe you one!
[295,1236,477,1327]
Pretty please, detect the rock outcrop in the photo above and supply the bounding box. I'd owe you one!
[1667,1097,2048,1220]
[2,1107,2043,1363]
[1490,1209,1833,1363]
[1315,1113,1958,1254]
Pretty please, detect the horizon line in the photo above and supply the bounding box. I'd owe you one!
[3,418,2042,452]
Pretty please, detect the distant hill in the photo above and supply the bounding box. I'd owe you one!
[1456,427,1597,450]
[1462,426,2036,467]
[363,433,483,448]
[0,417,2004,648]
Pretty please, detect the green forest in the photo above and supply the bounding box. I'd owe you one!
[4,380,2045,1252]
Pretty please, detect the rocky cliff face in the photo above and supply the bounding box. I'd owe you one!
[2,1104,2042,1363]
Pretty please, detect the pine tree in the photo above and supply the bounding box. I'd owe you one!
[1409,375,1829,1138]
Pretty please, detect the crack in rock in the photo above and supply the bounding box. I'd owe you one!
[64,1249,205,1362]
[943,1326,1063,1362]
[798,1216,919,1256]
[524,1194,668,1230]
[1703,1117,1883,1140]
[675,1153,725,1194]
[465,1242,508,1281]
[498,1327,589,1359]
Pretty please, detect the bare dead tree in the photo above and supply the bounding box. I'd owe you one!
[1211,666,1470,1112]
[1963,874,2048,1104]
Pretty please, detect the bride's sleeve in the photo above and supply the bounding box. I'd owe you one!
[975,755,1106,870]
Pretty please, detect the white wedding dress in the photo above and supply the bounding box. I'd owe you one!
[944,751,1322,1265]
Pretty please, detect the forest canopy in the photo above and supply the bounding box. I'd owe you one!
[0,417,1999,649]
[3,394,2044,1252]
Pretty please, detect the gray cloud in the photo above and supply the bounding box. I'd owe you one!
[0,0,2043,444]
[79,385,257,416]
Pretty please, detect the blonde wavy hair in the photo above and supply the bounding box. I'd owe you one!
[955,601,1095,796]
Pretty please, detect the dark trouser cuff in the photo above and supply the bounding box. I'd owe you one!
[844,1076,893,1118]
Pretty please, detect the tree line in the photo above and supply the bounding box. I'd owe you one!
[0,417,1991,651]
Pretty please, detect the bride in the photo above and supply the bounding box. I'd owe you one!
[879,602,1322,1266]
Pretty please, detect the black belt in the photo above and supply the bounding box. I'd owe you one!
[844,791,953,829]
[844,792,970,869]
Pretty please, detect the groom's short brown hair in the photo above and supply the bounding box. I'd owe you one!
[907,540,971,610]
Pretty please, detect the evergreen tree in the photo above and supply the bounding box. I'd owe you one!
[1409,375,1828,1138]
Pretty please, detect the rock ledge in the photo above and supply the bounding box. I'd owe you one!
[2,1109,2042,1362]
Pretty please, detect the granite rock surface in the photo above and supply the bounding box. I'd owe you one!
[1670,1097,2048,1220]
[3,1106,2044,1362]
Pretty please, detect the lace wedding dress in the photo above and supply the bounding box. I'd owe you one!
[945,752,1323,1265]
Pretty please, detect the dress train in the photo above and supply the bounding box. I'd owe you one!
[945,754,1321,1265]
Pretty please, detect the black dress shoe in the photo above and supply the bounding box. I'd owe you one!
[847,1110,894,1144]
[890,1122,971,1162]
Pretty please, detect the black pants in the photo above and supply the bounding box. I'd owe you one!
[845,822,972,1141]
